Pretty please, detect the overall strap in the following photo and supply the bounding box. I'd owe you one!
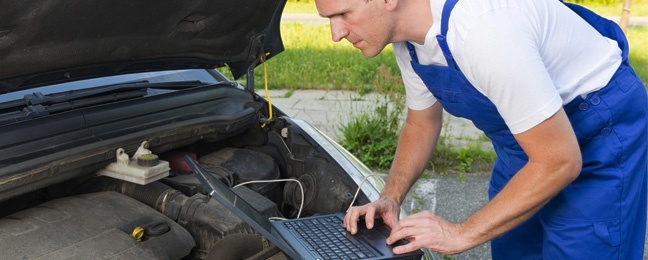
[406,0,461,68]
[563,3,629,61]
[406,42,420,63]
[436,0,460,69]
[558,0,629,61]
[440,0,459,36]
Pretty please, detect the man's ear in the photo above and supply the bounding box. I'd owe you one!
[384,0,398,11]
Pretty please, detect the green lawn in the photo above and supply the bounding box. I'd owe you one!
[627,26,648,82]
[284,0,648,16]
[283,2,318,14]
[231,1,648,91]
[566,0,648,16]
[242,23,647,92]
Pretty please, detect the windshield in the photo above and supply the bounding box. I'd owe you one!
[0,69,226,101]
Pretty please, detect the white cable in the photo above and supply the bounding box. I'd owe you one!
[347,173,381,212]
[234,179,304,219]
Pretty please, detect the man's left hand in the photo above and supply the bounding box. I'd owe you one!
[386,210,472,255]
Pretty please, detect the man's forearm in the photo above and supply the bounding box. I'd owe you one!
[381,104,443,204]
[459,159,580,249]
[459,108,582,250]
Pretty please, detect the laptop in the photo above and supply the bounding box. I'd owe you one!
[183,155,424,260]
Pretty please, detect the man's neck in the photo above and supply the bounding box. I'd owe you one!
[393,0,433,45]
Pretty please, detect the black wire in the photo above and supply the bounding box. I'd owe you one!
[209,165,234,188]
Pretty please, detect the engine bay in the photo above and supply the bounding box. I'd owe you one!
[0,84,374,259]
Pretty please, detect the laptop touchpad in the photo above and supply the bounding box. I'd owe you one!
[362,229,389,241]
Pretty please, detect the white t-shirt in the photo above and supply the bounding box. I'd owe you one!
[394,0,622,134]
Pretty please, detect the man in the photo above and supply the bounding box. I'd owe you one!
[315,0,647,258]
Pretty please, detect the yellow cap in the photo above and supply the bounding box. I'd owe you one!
[131,226,145,242]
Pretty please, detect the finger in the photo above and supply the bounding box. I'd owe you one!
[365,205,376,229]
[345,206,366,235]
[387,223,420,245]
[392,239,420,255]
[344,207,357,231]
[386,227,403,245]
[382,208,399,228]
[394,213,425,229]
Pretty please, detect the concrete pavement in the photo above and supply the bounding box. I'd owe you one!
[259,89,482,143]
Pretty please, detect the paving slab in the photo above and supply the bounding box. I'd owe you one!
[258,89,484,143]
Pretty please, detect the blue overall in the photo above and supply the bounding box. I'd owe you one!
[405,0,648,258]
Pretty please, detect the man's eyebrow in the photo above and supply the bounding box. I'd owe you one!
[319,8,350,19]
[320,13,340,19]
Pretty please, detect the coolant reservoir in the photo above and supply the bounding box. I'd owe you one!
[97,141,170,185]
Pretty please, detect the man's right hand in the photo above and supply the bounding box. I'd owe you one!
[344,197,401,235]
[343,104,443,234]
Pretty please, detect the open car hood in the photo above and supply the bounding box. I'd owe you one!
[0,0,286,92]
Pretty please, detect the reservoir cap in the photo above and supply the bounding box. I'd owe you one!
[137,153,160,167]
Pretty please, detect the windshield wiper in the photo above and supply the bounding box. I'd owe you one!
[0,80,208,124]
[26,80,206,106]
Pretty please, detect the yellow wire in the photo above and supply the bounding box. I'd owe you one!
[261,55,273,128]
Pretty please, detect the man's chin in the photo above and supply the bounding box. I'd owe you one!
[360,48,382,58]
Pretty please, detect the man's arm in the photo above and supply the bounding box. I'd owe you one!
[387,108,582,254]
[344,102,443,233]
[382,102,444,205]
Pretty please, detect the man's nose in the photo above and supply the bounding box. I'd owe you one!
[329,19,348,42]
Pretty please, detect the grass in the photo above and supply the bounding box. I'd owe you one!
[283,2,318,13]
[628,26,648,81]
[338,99,402,170]
[224,4,648,173]
[222,22,404,92]
[285,0,648,16]
[566,0,648,16]
[241,22,647,92]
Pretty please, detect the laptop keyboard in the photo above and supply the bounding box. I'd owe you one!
[284,216,379,260]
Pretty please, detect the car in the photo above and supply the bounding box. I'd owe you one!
[0,0,402,259]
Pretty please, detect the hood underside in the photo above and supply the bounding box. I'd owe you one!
[0,0,286,92]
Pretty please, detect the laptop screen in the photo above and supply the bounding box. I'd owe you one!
[184,155,301,259]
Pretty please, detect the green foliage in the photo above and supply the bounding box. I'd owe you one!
[565,0,648,16]
[337,60,406,170]
[220,22,647,93]
[283,1,318,14]
[339,98,403,169]
[429,118,497,174]
[441,254,455,260]
[566,0,620,5]
[628,27,648,85]
[283,0,648,16]
[247,23,402,92]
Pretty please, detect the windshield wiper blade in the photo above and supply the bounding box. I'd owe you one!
[0,80,207,125]
[24,80,206,106]
[0,89,149,125]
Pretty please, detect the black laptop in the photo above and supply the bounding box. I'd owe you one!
[184,155,424,260]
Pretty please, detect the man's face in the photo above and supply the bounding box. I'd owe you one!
[315,0,394,58]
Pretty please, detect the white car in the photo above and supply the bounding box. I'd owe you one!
[0,0,411,259]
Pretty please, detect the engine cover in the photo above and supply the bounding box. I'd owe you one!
[0,191,195,259]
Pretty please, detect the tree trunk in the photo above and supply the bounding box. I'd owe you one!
[619,0,632,33]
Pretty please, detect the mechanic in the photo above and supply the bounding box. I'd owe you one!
[315,0,647,258]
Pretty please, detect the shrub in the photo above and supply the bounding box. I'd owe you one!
[339,98,402,169]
